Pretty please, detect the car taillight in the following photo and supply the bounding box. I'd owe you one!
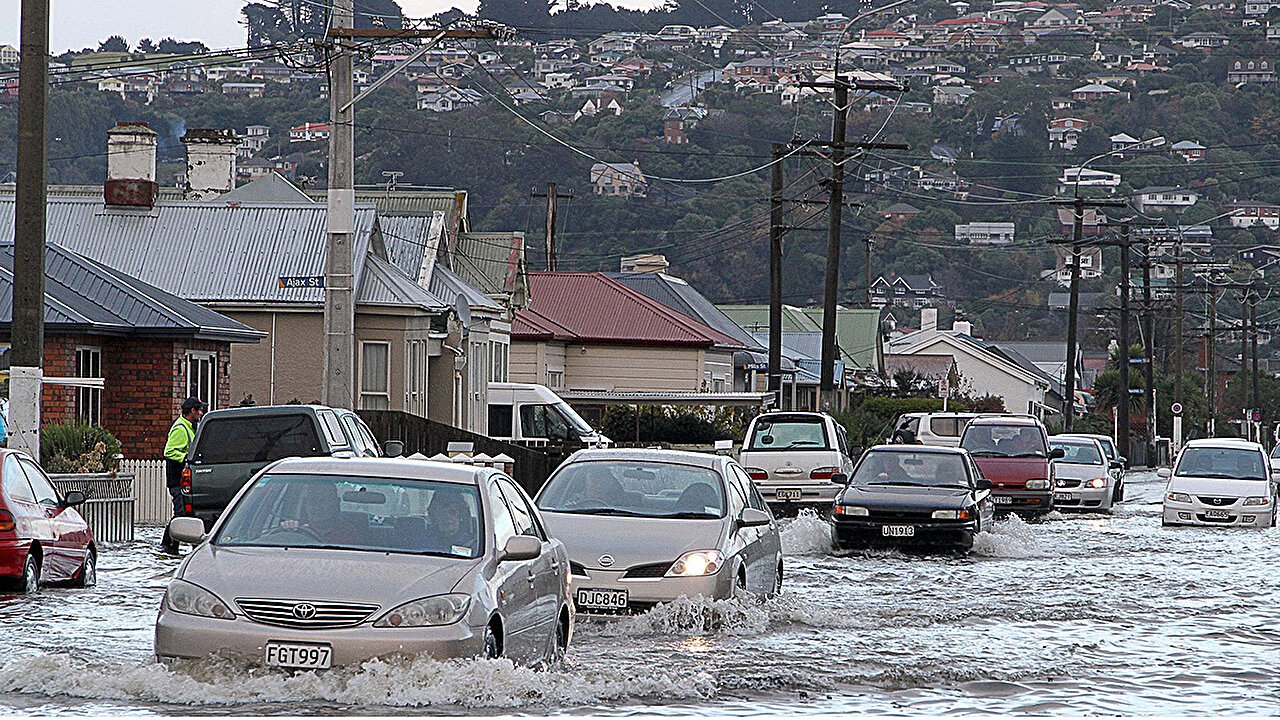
[744,467,768,481]
[0,510,14,534]
[810,466,838,480]
[180,467,193,515]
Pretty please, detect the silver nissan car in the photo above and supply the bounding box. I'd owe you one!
[535,448,783,615]
[156,457,573,669]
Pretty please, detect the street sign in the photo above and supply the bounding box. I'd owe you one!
[1128,388,1145,395]
[278,276,325,289]
[1171,402,1183,415]
[1128,357,1149,365]
[937,376,950,398]
[1252,409,1262,422]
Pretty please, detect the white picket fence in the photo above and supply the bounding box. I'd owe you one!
[122,458,171,526]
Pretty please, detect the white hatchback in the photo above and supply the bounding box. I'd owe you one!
[1160,439,1278,528]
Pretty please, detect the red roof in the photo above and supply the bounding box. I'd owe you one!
[513,272,742,347]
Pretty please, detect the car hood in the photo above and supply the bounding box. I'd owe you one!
[540,512,726,570]
[838,484,971,510]
[1052,462,1108,481]
[1167,476,1271,498]
[970,456,1051,487]
[180,545,483,607]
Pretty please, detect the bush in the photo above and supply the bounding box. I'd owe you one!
[601,405,736,445]
[39,423,122,474]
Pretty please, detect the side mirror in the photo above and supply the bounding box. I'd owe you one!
[383,440,405,457]
[1049,448,1066,460]
[830,472,849,485]
[737,507,773,528]
[1110,460,1124,470]
[168,516,208,545]
[498,535,542,563]
[975,477,993,491]
[61,490,86,507]
[1156,468,1172,479]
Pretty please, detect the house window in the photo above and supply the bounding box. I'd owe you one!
[186,351,217,411]
[404,339,428,417]
[547,370,564,388]
[75,346,102,426]
[359,341,391,410]
[489,340,509,382]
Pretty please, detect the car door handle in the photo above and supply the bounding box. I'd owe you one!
[526,570,537,586]
[549,558,560,570]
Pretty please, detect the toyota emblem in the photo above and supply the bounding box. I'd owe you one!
[292,603,317,620]
[598,554,615,567]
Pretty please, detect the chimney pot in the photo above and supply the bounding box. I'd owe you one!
[105,121,158,208]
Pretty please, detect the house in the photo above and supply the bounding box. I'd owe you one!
[1059,167,1121,192]
[0,44,18,66]
[663,106,706,144]
[1072,83,1126,101]
[955,221,1015,245]
[1056,208,1109,237]
[1048,117,1090,150]
[1132,186,1199,213]
[1227,58,1276,83]
[870,275,945,309]
[0,241,263,460]
[237,124,271,159]
[1172,140,1206,162]
[220,81,266,98]
[881,202,922,222]
[1246,0,1280,15]
[590,161,647,197]
[933,85,975,105]
[288,122,331,143]
[1176,32,1230,49]
[416,86,483,112]
[1110,132,1142,153]
[1229,200,1280,228]
[991,340,1084,392]
[1054,246,1104,284]
[888,309,1055,417]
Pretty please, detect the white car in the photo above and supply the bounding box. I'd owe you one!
[1056,432,1125,502]
[1269,444,1280,477]
[1160,439,1278,528]
[890,412,979,448]
[739,412,855,510]
[1049,436,1116,512]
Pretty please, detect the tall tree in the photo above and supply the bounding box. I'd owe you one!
[98,35,130,53]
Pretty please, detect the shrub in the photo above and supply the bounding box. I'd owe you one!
[39,423,122,474]
[601,405,735,445]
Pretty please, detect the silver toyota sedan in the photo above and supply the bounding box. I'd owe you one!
[156,457,573,669]
[535,448,783,615]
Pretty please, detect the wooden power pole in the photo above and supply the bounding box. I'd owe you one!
[532,183,573,271]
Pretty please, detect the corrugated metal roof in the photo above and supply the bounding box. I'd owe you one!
[453,231,525,297]
[216,172,314,203]
[431,264,503,312]
[606,272,763,350]
[358,254,448,310]
[515,272,744,347]
[305,187,465,217]
[0,242,263,341]
[0,197,375,305]
[380,212,444,282]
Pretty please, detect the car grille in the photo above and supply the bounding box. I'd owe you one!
[865,509,936,523]
[569,561,589,577]
[235,598,380,629]
[1056,479,1082,489]
[1198,496,1237,506]
[623,562,672,579]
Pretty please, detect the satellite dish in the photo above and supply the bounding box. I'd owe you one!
[454,293,472,336]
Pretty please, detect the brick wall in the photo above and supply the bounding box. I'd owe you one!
[103,337,181,459]
[40,335,79,425]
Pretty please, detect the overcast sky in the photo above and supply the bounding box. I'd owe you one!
[0,0,660,53]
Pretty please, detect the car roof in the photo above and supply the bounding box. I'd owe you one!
[752,411,830,422]
[1050,435,1102,445]
[265,456,488,484]
[203,404,344,418]
[1183,438,1264,451]
[968,414,1042,427]
[866,444,968,455]
[1056,433,1110,442]
[564,447,727,470]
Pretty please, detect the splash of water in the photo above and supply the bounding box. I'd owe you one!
[779,509,834,555]
[972,514,1045,558]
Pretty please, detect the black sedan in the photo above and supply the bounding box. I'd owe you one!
[832,445,995,552]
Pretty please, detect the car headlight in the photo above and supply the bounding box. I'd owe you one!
[164,579,233,620]
[1243,496,1270,506]
[931,509,971,520]
[666,550,724,577]
[1026,478,1051,490]
[833,504,869,517]
[1085,477,1108,489]
[374,593,471,628]
[1166,492,1192,503]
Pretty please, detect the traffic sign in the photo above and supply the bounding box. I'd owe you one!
[1253,409,1262,422]
[1171,402,1183,415]
[1128,388,1145,395]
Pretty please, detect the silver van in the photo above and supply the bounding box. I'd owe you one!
[739,412,854,510]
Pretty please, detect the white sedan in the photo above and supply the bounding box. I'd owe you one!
[1161,439,1278,528]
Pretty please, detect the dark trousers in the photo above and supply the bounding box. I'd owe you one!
[168,486,184,518]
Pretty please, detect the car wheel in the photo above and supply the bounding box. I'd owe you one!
[72,548,97,588]
[550,611,570,666]
[20,554,40,594]
[772,561,783,597]
[483,623,501,660]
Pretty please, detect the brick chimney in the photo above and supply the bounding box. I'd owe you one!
[182,128,240,200]
[104,122,158,208]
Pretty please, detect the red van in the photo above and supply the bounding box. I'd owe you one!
[959,416,1063,516]
[0,450,96,593]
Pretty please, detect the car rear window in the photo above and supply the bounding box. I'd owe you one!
[193,414,324,464]
[929,417,969,437]
[747,417,830,450]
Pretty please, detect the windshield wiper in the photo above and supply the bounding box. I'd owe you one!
[1009,452,1048,458]
[866,481,931,487]
[967,451,1005,458]
[551,507,647,517]
[656,511,720,519]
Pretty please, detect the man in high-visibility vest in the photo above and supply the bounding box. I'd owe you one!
[160,397,206,552]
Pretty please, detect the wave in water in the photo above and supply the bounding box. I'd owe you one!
[779,509,834,555]
[972,514,1046,558]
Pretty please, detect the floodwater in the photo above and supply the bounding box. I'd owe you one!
[2,472,1278,716]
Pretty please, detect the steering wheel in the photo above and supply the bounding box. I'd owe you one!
[264,524,324,543]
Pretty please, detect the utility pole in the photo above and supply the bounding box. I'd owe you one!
[1174,245,1184,404]
[864,237,874,309]
[1239,288,1249,432]
[768,144,785,398]
[819,79,849,412]
[532,183,573,272]
[1142,240,1155,463]
[1208,284,1217,436]
[323,0,356,409]
[10,0,50,458]
[1251,292,1260,420]
[1117,223,1131,462]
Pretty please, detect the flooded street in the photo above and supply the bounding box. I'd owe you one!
[2,471,1278,715]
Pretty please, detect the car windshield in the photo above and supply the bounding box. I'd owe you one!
[961,424,1047,458]
[1271,444,1280,459]
[1096,437,1118,461]
[1051,441,1103,465]
[214,473,484,558]
[538,461,726,519]
[1174,447,1268,481]
[747,417,829,450]
[852,451,970,489]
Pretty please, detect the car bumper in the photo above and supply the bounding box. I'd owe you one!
[832,519,976,550]
[154,607,486,665]
[1053,485,1111,510]
[0,540,30,578]
[1162,502,1274,527]
[991,489,1053,514]
[567,569,733,615]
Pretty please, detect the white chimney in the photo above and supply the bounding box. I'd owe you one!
[954,320,973,336]
[104,122,159,208]
[921,307,938,333]
[182,128,240,200]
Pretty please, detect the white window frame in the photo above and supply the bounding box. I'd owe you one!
[359,341,392,411]
[185,350,217,411]
[75,345,103,426]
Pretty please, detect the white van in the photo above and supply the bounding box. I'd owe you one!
[891,412,979,447]
[487,382,611,447]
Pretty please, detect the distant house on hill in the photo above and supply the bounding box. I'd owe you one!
[590,161,647,197]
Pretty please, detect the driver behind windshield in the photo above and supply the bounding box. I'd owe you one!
[858,453,906,483]
[281,485,363,545]
[572,473,625,508]
[422,490,478,556]
[1001,430,1044,457]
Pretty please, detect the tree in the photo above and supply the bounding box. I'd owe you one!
[97,36,129,53]
[136,38,156,54]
